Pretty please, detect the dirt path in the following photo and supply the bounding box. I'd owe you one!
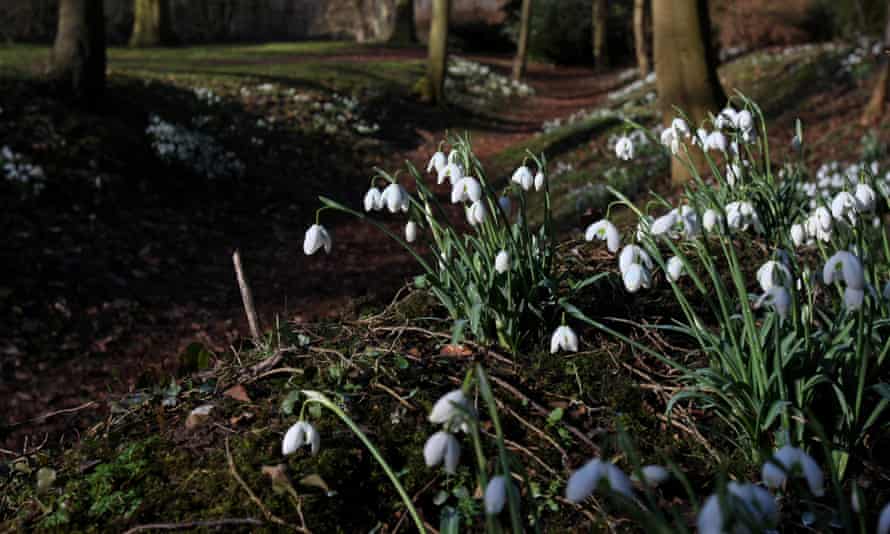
[1,50,623,452]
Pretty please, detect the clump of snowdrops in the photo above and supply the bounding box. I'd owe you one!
[304,134,601,353]
[571,95,890,486]
[146,114,244,179]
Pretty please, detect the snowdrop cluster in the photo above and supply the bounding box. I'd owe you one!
[193,87,221,105]
[540,107,618,134]
[445,56,534,110]
[796,160,889,211]
[145,115,244,179]
[607,71,656,103]
[1,146,45,194]
[308,93,379,136]
[424,389,468,475]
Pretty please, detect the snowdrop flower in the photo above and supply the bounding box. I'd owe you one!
[791,134,802,153]
[715,107,737,129]
[831,191,858,223]
[405,221,418,243]
[692,127,708,147]
[660,127,681,155]
[755,286,791,320]
[667,256,684,282]
[762,445,824,497]
[790,223,806,247]
[633,465,671,487]
[735,109,754,132]
[725,162,743,187]
[511,165,534,190]
[671,117,690,138]
[623,263,652,293]
[466,201,487,226]
[382,183,405,213]
[364,187,383,212]
[427,151,446,174]
[498,195,512,215]
[725,201,762,233]
[855,183,876,212]
[451,176,482,203]
[484,476,507,515]
[303,224,332,255]
[550,325,579,353]
[495,250,510,273]
[757,260,792,292]
[585,219,621,253]
[650,211,678,237]
[806,207,833,242]
[447,149,460,165]
[698,483,778,534]
[703,209,722,233]
[705,130,727,152]
[429,390,468,424]
[635,216,653,241]
[615,136,634,160]
[534,171,545,191]
[619,244,654,274]
[845,287,865,311]
[823,251,865,290]
[440,162,463,185]
[565,458,634,503]
[423,431,461,474]
[878,503,890,534]
[282,421,320,456]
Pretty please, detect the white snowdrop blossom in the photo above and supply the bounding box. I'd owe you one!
[565,458,634,503]
[756,260,792,292]
[726,162,744,187]
[761,445,824,497]
[495,250,510,273]
[698,483,778,534]
[619,244,654,274]
[831,191,858,223]
[667,256,684,282]
[585,220,621,253]
[703,209,722,233]
[429,390,469,424]
[440,162,464,185]
[755,286,792,320]
[363,187,383,212]
[466,201,487,226]
[705,130,727,152]
[534,171,546,191]
[823,251,865,290]
[511,165,534,190]
[650,211,679,237]
[405,221,418,243]
[671,117,690,138]
[303,224,332,255]
[634,465,671,487]
[855,183,876,212]
[484,476,507,515]
[715,107,738,130]
[623,263,652,293]
[660,127,681,155]
[282,421,320,456]
[790,224,806,247]
[735,109,754,132]
[423,431,461,474]
[427,151,447,174]
[615,136,634,160]
[451,176,482,203]
[550,325,579,354]
[805,207,833,242]
[382,183,406,213]
[725,201,762,233]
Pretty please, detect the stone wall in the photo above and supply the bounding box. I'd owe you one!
[0,0,506,45]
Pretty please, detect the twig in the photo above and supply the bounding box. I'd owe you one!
[225,438,300,531]
[233,250,261,341]
[245,366,304,383]
[122,518,262,534]
[373,382,416,411]
[4,401,98,429]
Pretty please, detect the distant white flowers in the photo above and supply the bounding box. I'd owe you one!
[1,146,45,194]
[761,445,824,496]
[445,56,534,110]
[698,482,778,534]
[146,115,244,179]
[282,421,320,456]
[565,458,634,503]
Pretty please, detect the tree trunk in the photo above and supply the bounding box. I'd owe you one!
[388,0,416,44]
[654,0,725,184]
[633,0,649,76]
[428,0,450,105]
[48,0,106,103]
[511,0,533,80]
[130,0,174,47]
[862,2,890,126]
[592,0,608,70]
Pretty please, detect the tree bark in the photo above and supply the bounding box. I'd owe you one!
[633,0,649,76]
[511,0,533,80]
[654,0,725,184]
[428,0,450,104]
[862,1,890,126]
[129,0,174,47]
[592,0,608,70]
[48,0,106,103]
[388,0,416,44]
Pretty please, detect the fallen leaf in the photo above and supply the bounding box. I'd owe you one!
[224,384,251,403]
[300,473,331,494]
[185,404,214,430]
[262,464,293,495]
[440,344,473,357]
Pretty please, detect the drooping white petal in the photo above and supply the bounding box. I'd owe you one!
[364,188,382,212]
[877,502,890,534]
[565,459,603,503]
[615,136,634,161]
[855,183,876,212]
[844,287,865,311]
[443,433,461,474]
[484,476,507,515]
[755,286,791,320]
[584,219,620,253]
[427,151,447,174]
[304,423,321,456]
[534,171,545,191]
[303,224,332,255]
[790,224,806,247]
[636,465,670,487]
[619,244,653,274]
[823,251,865,290]
[511,166,534,191]
[703,209,721,233]
[467,201,487,226]
[405,221,418,243]
[604,464,634,498]
[282,422,307,455]
[623,263,651,293]
[756,260,792,292]
[424,431,449,467]
[650,211,678,237]
[495,250,510,274]
[697,495,723,534]
[735,109,754,132]
[550,325,579,353]
[452,177,482,203]
[667,256,684,282]
[382,183,404,213]
[831,191,858,223]
[429,390,468,424]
